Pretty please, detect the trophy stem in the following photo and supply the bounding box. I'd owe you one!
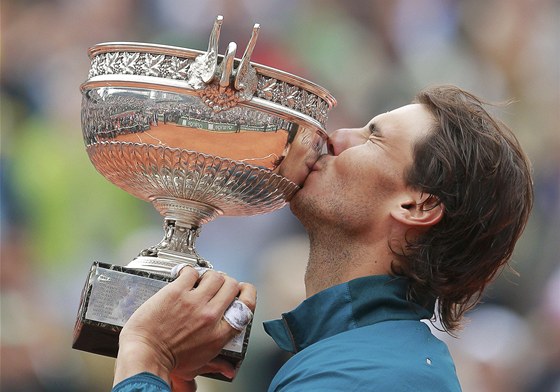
[126,198,222,274]
[152,197,223,227]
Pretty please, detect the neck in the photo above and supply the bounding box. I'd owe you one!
[304,228,394,298]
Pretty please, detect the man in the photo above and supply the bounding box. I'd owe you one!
[111,85,533,391]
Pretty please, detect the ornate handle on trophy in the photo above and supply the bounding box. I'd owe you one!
[200,15,223,84]
[234,23,260,93]
[220,42,238,90]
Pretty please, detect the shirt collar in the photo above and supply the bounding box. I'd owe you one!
[263,275,435,353]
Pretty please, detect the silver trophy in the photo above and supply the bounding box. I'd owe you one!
[72,16,336,380]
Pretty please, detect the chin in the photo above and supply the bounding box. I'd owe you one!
[288,188,305,214]
[288,185,318,221]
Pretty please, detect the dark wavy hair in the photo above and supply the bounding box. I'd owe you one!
[397,85,533,332]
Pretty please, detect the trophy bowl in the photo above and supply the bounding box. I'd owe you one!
[73,16,336,379]
[81,16,336,273]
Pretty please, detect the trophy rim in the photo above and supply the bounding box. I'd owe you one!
[87,41,337,108]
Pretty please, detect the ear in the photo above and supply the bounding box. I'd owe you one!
[390,192,444,228]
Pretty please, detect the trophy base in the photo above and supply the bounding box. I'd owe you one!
[72,262,251,382]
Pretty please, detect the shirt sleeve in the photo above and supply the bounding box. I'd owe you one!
[112,372,171,392]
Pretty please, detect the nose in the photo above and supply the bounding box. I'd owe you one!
[327,128,364,156]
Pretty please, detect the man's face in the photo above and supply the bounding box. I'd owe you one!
[290,103,435,233]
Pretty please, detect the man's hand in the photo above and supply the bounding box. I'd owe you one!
[169,357,234,392]
[113,266,257,387]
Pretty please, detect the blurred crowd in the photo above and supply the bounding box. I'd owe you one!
[1,0,559,391]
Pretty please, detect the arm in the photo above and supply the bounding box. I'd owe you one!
[113,266,257,389]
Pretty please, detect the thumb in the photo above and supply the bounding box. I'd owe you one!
[170,376,196,392]
[199,357,237,380]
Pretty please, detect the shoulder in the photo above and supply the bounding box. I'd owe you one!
[269,321,461,392]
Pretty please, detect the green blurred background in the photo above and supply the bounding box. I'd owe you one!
[1,1,559,391]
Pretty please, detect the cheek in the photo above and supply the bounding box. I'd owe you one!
[335,150,403,203]
[333,148,371,180]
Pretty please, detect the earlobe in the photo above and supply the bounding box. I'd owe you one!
[391,193,444,227]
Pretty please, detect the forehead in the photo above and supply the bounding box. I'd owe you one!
[370,104,435,142]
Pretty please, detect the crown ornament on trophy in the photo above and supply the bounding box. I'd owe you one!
[73,15,336,380]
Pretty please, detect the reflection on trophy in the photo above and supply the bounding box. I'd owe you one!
[72,16,336,380]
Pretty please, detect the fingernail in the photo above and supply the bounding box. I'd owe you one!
[193,266,210,278]
[170,263,189,279]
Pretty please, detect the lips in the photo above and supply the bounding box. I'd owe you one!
[307,159,317,172]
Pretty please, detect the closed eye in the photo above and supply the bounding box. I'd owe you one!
[368,123,383,143]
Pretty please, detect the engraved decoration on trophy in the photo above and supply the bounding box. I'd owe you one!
[72,16,336,381]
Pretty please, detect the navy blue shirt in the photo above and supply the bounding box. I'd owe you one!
[113,275,461,392]
[263,275,462,391]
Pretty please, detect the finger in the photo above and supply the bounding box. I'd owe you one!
[170,376,197,392]
[223,299,253,332]
[191,270,227,301]
[237,282,257,313]
[207,275,240,311]
[172,265,202,291]
[192,266,211,279]
[220,283,256,334]
[170,263,190,279]
[199,357,236,380]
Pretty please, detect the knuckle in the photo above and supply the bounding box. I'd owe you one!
[223,275,239,286]
[239,283,257,308]
[245,297,257,312]
[200,308,220,324]
[207,270,226,283]
[165,283,185,300]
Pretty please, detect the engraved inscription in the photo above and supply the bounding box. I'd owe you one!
[224,329,245,353]
[85,267,168,327]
